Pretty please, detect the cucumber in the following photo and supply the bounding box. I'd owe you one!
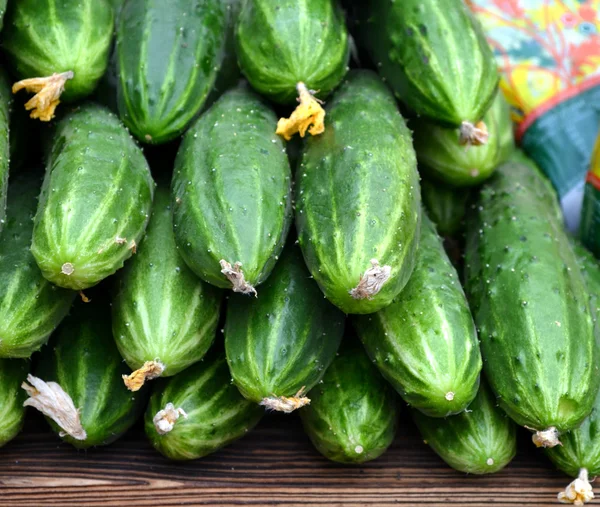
[31,104,155,290]
[235,0,349,140]
[421,180,470,238]
[412,91,514,187]
[112,186,222,391]
[23,294,147,448]
[145,349,263,460]
[295,70,421,315]
[3,0,114,121]
[353,213,481,417]
[0,359,28,447]
[412,381,516,474]
[465,158,600,448]
[225,245,345,412]
[172,86,292,295]
[299,338,399,464]
[358,0,498,145]
[0,69,11,232]
[116,0,227,145]
[0,170,75,359]
[544,244,600,505]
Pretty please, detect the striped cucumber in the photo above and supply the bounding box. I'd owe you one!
[112,186,222,391]
[0,69,11,232]
[116,0,227,144]
[0,170,75,358]
[172,86,292,296]
[225,245,345,412]
[23,295,147,448]
[235,0,349,140]
[295,70,421,315]
[353,213,481,417]
[3,0,114,121]
[358,0,498,145]
[299,338,399,464]
[0,359,28,447]
[412,91,514,187]
[544,246,600,505]
[412,381,516,474]
[145,350,263,460]
[465,158,600,448]
[421,180,470,238]
[31,104,155,290]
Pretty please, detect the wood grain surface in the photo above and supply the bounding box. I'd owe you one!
[0,410,587,506]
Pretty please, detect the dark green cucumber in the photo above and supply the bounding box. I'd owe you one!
[31,104,155,290]
[0,69,11,232]
[299,338,399,464]
[145,350,263,460]
[235,0,349,105]
[25,295,147,448]
[353,213,481,417]
[3,0,114,118]
[358,0,497,139]
[225,245,345,412]
[295,70,421,314]
[543,244,600,505]
[421,180,470,238]
[412,381,516,474]
[172,86,292,295]
[465,158,600,447]
[112,186,222,390]
[0,358,28,447]
[116,0,227,144]
[0,171,75,359]
[413,91,514,187]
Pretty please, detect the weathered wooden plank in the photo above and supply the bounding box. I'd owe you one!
[0,411,585,506]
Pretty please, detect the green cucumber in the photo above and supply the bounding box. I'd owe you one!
[543,244,600,505]
[353,213,481,417]
[3,0,114,120]
[0,170,75,359]
[358,0,498,145]
[0,69,11,232]
[24,295,147,448]
[31,104,155,290]
[465,158,600,447]
[145,349,263,460]
[412,91,514,187]
[112,186,222,391]
[0,359,28,447]
[172,86,292,295]
[236,0,349,140]
[235,0,349,105]
[412,381,516,474]
[421,180,470,238]
[116,0,227,144]
[299,338,399,464]
[225,245,345,412]
[295,70,421,315]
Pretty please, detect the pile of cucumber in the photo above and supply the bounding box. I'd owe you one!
[0,0,598,504]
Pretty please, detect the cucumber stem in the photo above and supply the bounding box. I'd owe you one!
[21,374,87,441]
[219,260,257,297]
[123,360,165,391]
[259,387,311,413]
[349,259,392,300]
[153,402,188,435]
[558,468,594,505]
[530,426,562,448]
[275,82,325,141]
[458,121,489,146]
[12,71,74,122]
